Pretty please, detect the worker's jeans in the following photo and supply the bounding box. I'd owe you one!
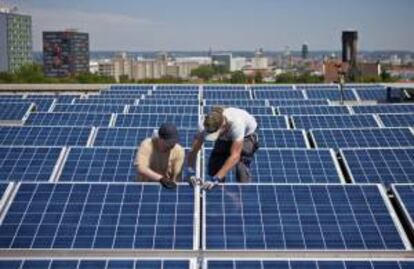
[207,133,259,183]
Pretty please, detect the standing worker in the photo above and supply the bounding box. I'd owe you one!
[135,123,185,189]
[187,106,259,190]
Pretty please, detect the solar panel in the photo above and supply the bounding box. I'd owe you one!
[145,94,199,100]
[204,106,273,116]
[139,99,200,106]
[0,183,196,249]
[311,128,414,149]
[341,148,414,186]
[392,184,414,233]
[352,104,414,114]
[157,85,198,90]
[94,127,197,147]
[204,184,408,250]
[206,259,414,269]
[257,129,308,148]
[25,98,55,112]
[357,88,388,101]
[58,147,136,182]
[25,113,112,127]
[292,115,379,129]
[74,98,137,105]
[110,85,152,91]
[53,104,126,113]
[278,105,350,115]
[379,113,414,127]
[255,90,305,100]
[204,85,246,91]
[0,146,63,182]
[128,105,199,114]
[268,99,329,106]
[0,183,7,198]
[55,95,80,104]
[306,89,357,100]
[205,99,266,106]
[154,89,199,95]
[296,85,339,90]
[115,114,198,128]
[203,149,343,183]
[0,95,25,99]
[203,91,251,100]
[0,259,192,269]
[0,103,33,122]
[99,92,144,98]
[251,85,293,91]
[0,126,92,146]
[254,115,289,129]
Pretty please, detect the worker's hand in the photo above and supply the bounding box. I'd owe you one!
[186,167,198,187]
[201,176,222,191]
[160,177,177,189]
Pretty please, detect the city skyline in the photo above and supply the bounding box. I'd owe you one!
[2,0,414,52]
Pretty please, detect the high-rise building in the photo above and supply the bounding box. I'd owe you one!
[212,53,232,71]
[301,43,309,59]
[342,30,358,64]
[0,8,32,72]
[43,30,89,77]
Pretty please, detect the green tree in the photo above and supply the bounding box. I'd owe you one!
[254,72,263,83]
[230,71,248,83]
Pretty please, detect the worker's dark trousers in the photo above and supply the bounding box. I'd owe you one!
[208,133,259,183]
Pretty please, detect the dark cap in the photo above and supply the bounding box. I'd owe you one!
[158,123,179,147]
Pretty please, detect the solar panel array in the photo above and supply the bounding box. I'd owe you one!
[392,184,414,233]
[0,84,413,265]
[0,103,33,122]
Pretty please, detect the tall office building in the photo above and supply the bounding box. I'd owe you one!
[301,43,309,59]
[0,8,32,72]
[43,30,89,77]
[342,30,358,64]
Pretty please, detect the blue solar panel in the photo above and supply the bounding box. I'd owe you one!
[204,106,273,115]
[268,99,329,106]
[204,149,343,183]
[0,146,62,182]
[258,129,308,148]
[203,91,251,99]
[74,98,137,105]
[306,89,357,100]
[278,105,350,115]
[145,94,199,100]
[0,126,91,146]
[58,147,136,182]
[205,99,266,106]
[115,114,198,128]
[0,95,25,99]
[206,260,414,269]
[0,103,33,121]
[353,104,414,114]
[55,95,80,104]
[254,115,289,129]
[311,128,414,149]
[296,85,339,90]
[110,85,152,91]
[292,115,379,129]
[255,90,305,99]
[0,259,191,269]
[0,183,195,249]
[157,85,198,90]
[139,99,200,106]
[341,148,414,186]
[204,85,246,91]
[25,113,112,127]
[53,104,126,113]
[392,184,414,233]
[25,98,55,112]
[357,88,388,101]
[251,85,293,91]
[379,113,414,127]
[99,92,144,98]
[154,89,199,95]
[94,127,197,147]
[129,105,199,114]
[204,184,408,250]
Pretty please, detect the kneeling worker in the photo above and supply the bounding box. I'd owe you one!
[135,123,185,189]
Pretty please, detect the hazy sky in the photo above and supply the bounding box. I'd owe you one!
[5,0,414,51]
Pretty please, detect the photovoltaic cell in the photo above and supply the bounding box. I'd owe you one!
[204,149,342,183]
[205,99,266,106]
[352,104,414,114]
[392,184,414,232]
[53,104,126,113]
[0,183,195,249]
[255,90,305,100]
[292,115,379,129]
[268,99,329,106]
[74,98,137,105]
[254,115,289,129]
[25,113,112,127]
[278,105,350,115]
[256,129,308,148]
[139,99,200,106]
[0,103,32,121]
[0,126,91,146]
[204,86,246,91]
[341,148,414,186]
[58,147,136,182]
[25,98,55,112]
[145,94,199,100]
[128,105,199,114]
[206,260,414,269]
[356,88,388,101]
[0,146,62,182]
[0,259,191,269]
[251,85,293,91]
[115,114,198,128]
[379,113,414,128]
[205,184,407,250]
[306,89,357,100]
[203,91,251,100]
[94,127,197,147]
[311,128,414,149]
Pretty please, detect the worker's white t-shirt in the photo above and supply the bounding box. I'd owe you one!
[200,107,257,141]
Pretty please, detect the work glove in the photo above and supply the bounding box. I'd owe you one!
[201,176,222,191]
[186,167,200,188]
[160,177,177,189]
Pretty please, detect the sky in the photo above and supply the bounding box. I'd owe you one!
[3,0,414,51]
